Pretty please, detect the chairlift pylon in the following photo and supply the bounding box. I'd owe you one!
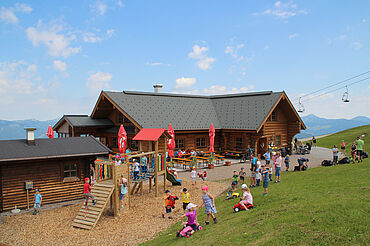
[342,86,350,102]
[298,97,305,113]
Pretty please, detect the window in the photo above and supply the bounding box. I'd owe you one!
[131,140,138,150]
[236,137,243,148]
[275,135,281,146]
[64,163,77,178]
[175,139,184,149]
[271,111,277,121]
[112,137,118,148]
[118,113,124,123]
[196,137,206,148]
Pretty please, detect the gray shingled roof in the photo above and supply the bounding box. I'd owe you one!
[0,136,112,162]
[53,115,113,130]
[103,91,283,131]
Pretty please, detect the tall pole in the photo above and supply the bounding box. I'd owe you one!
[155,140,159,197]
[164,136,167,192]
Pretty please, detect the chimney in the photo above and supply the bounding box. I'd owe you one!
[153,84,163,93]
[24,127,36,145]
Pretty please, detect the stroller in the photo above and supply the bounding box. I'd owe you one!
[176,223,202,238]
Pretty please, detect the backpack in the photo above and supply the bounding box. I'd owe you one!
[321,160,333,166]
[294,166,301,171]
[338,157,351,164]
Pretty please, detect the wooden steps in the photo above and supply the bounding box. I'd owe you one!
[72,180,114,230]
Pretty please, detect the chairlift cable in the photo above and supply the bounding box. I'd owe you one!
[299,76,370,103]
[292,70,370,103]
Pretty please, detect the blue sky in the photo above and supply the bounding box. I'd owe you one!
[0,0,369,121]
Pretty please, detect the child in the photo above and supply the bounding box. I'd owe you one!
[182,188,190,211]
[182,203,198,233]
[232,171,238,185]
[333,145,339,165]
[114,154,121,165]
[268,165,273,181]
[32,189,42,215]
[191,168,197,185]
[239,168,246,184]
[163,190,178,219]
[255,169,261,187]
[83,177,96,206]
[284,154,290,172]
[239,184,253,210]
[203,170,207,181]
[262,165,269,196]
[226,181,237,199]
[133,160,140,179]
[120,178,128,209]
[250,155,257,187]
[201,186,217,225]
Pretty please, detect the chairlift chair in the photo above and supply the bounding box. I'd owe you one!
[298,97,305,113]
[342,86,350,102]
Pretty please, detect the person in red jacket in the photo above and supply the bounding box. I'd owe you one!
[83,178,96,206]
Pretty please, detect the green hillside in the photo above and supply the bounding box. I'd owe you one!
[310,124,369,155]
[144,126,370,245]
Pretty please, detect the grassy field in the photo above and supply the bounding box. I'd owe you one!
[144,126,370,245]
[308,124,369,156]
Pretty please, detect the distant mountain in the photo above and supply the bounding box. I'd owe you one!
[297,114,370,139]
[0,119,58,140]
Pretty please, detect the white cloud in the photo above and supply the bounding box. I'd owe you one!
[175,77,196,88]
[0,4,32,24]
[91,0,107,16]
[26,20,81,58]
[264,45,271,50]
[203,85,254,95]
[117,0,124,7]
[27,64,37,73]
[225,40,245,61]
[362,18,366,23]
[254,1,307,19]
[106,29,115,38]
[86,72,112,94]
[188,45,216,70]
[0,7,18,24]
[288,33,298,39]
[147,62,162,66]
[82,32,103,43]
[350,41,363,50]
[15,3,33,13]
[53,60,67,71]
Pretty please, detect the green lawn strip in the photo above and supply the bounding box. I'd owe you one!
[143,161,369,245]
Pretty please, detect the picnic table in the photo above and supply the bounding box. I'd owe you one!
[171,157,191,169]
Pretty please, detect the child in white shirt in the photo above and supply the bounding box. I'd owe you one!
[191,168,197,185]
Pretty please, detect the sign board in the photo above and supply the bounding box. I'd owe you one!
[25,181,33,190]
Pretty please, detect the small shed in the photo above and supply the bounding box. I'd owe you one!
[0,131,111,211]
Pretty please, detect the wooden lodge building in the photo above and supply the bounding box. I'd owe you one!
[53,88,306,156]
[0,129,111,211]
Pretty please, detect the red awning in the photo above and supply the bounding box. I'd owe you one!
[133,128,169,141]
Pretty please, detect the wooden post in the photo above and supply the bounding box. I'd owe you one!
[126,156,131,209]
[155,140,159,197]
[164,136,167,192]
[112,164,119,216]
[26,190,29,209]
[139,140,142,152]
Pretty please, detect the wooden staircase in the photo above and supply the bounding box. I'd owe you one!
[72,180,114,230]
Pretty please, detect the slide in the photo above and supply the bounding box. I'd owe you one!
[166,169,182,186]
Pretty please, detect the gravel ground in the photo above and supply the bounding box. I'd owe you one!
[177,146,334,181]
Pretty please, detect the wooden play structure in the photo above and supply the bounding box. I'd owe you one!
[72,128,173,230]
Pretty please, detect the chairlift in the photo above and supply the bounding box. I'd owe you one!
[342,86,350,102]
[298,97,305,113]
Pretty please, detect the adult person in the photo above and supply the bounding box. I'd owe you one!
[247,145,254,160]
[249,154,257,188]
[297,157,309,171]
[332,145,339,165]
[263,150,271,166]
[294,137,298,151]
[355,136,365,163]
[351,141,357,163]
[312,136,317,147]
[274,152,282,183]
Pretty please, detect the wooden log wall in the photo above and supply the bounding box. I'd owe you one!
[263,121,289,147]
[0,157,89,211]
